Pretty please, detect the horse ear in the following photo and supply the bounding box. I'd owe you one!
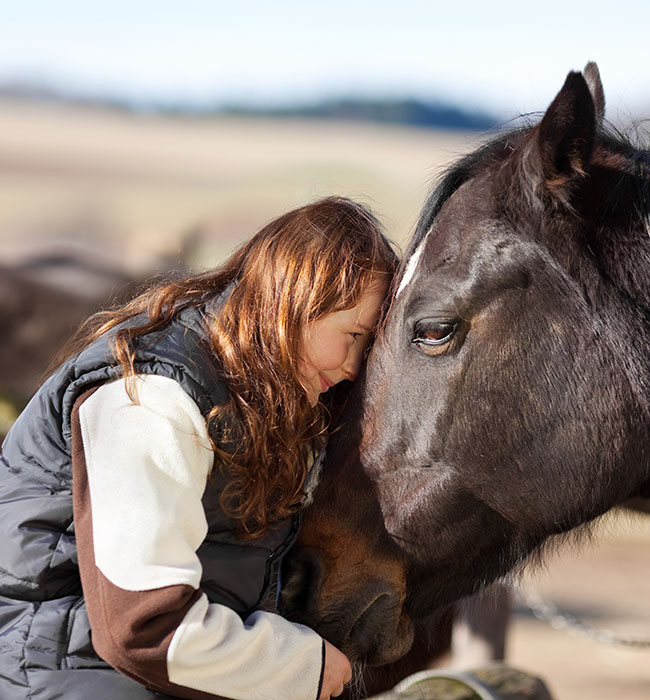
[583,61,605,124]
[524,70,596,202]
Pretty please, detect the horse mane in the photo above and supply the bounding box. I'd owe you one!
[599,121,650,219]
[404,127,529,260]
[415,120,649,235]
[398,119,650,299]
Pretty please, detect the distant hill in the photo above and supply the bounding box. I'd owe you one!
[0,80,497,132]
[221,98,497,131]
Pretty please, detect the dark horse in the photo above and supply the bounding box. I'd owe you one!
[280,63,650,667]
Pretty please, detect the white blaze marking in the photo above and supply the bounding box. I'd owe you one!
[396,236,427,298]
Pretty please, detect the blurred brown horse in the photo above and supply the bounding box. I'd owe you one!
[281,62,650,668]
[0,237,199,437]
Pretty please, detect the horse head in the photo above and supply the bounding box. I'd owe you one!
[280,62,650,665]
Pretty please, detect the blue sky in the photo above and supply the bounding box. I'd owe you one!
[2,1,649,120]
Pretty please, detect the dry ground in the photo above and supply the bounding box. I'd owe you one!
[507,511,650,700]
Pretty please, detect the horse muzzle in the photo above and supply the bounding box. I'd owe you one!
[279,547,414,665]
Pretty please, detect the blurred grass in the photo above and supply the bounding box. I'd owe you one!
[0,394,22,437]
[0,99,481,270]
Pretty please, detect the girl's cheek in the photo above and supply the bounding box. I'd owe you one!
[323,344,350,370]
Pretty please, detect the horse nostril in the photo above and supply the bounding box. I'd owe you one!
[348,593,389,644]
[278,548,324,620]
[345,589,409,665]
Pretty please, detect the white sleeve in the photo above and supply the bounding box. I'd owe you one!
[78,374,324,700]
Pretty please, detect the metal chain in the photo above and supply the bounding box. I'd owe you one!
[515,585,650,649]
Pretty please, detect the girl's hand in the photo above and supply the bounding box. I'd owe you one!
[319,640,352,699]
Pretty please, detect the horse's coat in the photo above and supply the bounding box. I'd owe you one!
[281,62,650,668]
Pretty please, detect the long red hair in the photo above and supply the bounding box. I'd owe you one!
[56,197,398,537]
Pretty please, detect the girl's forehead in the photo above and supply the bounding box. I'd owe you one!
[342,284,388,325]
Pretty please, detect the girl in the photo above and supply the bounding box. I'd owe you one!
[0,197,398,700]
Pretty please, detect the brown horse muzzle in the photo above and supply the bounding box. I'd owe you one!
[280,542,414,665]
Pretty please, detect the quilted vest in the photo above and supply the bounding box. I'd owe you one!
[0,302,299,699]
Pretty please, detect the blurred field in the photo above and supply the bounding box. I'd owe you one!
[510,510,650,700]
[0,99,481,271]
[1,100,649,700]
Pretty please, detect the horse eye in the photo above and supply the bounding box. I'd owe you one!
[412,321,457,349]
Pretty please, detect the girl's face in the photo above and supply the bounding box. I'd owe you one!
[299,280,388,406]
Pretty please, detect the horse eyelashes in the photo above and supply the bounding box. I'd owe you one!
[411,320,458,352]
[422,323,456,342]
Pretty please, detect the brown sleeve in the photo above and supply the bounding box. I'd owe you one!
[71,385,228,700]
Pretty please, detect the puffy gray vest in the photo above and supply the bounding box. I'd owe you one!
[0,303,299,699]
